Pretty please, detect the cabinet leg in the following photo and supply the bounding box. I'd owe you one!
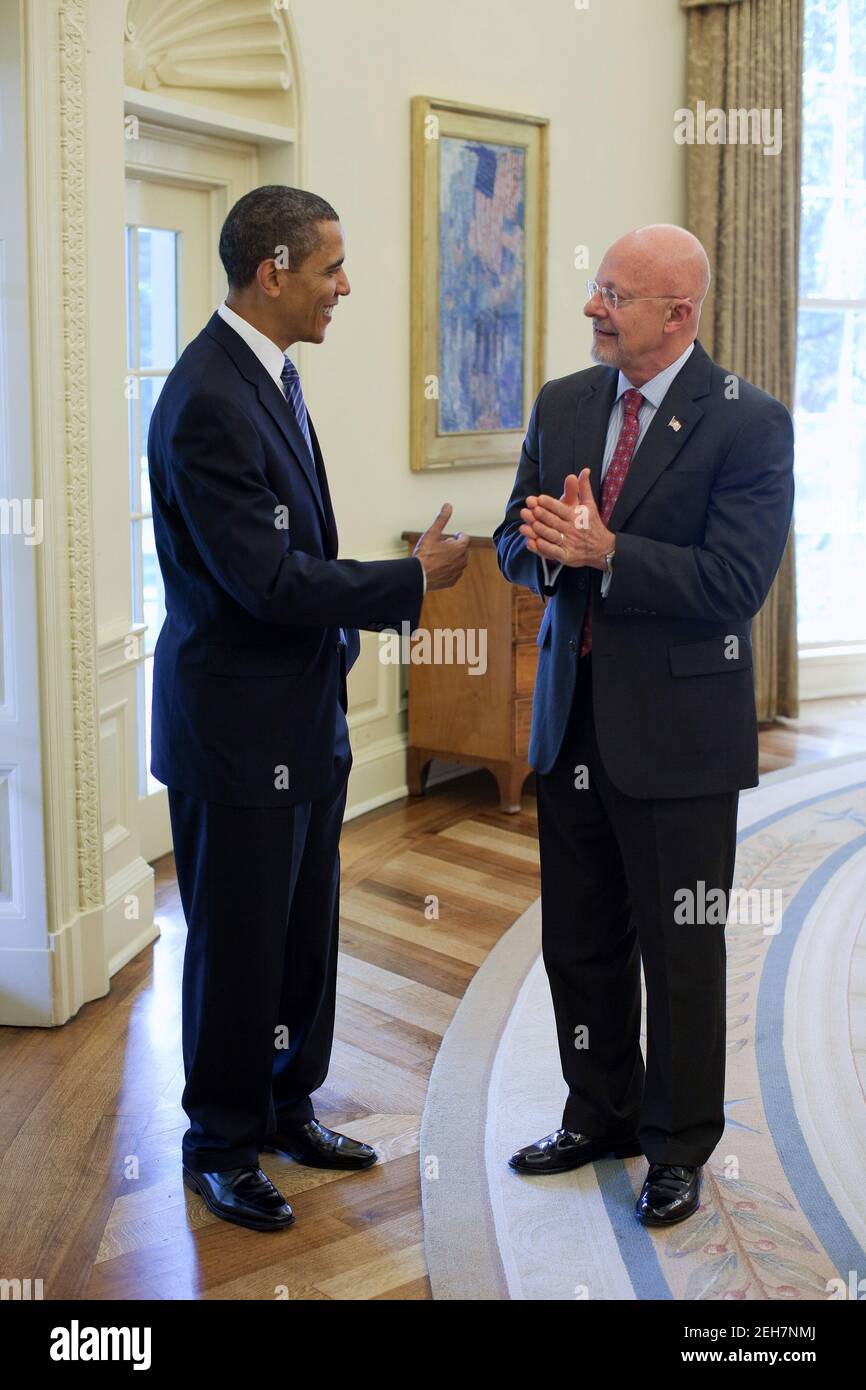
[494,762,528,814]
[407,747,430,797]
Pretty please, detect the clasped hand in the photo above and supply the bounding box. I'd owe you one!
[519,469,615,570]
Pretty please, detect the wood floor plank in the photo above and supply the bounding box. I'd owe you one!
[437,820,541,864]
[336,955,458,1035]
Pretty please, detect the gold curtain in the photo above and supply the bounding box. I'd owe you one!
[682,0,803,720]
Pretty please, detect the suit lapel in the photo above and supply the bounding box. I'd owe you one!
[606,340,713,532]
[553,369,616,504]
[583,371,618,501]
[254,376,330,530]
[307,416,339,558]
[205,313,330,537]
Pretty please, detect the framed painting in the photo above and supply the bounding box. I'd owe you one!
[410,96,548,471]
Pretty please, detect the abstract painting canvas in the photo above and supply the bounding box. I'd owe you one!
[438,137,526,434]
[411,98,548,471]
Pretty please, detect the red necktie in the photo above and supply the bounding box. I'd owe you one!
[580,388,644,658]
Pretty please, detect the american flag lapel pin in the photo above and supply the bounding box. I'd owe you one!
[668,416,683,432]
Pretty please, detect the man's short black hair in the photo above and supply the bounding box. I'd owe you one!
[219,185,340,289]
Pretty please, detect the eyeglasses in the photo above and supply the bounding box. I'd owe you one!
[585,280,691,312]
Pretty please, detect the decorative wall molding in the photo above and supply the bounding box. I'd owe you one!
[15,0,108,1023]
[123,85,298,145]
[124,0,296,96]
[59,0,104,913]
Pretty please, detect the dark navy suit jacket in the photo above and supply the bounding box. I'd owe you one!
[148,311,423,807]
[494,341,795,799]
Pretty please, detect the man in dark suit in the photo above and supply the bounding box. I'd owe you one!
[494,224,794,1226]
[148,185,468,1232]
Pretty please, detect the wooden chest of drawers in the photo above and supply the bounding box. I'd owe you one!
[401,531,544,812]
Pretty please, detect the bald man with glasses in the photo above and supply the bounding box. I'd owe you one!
[494,224,794,1227]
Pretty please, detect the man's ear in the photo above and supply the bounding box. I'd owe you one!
[257,259,283,299]
[665,299,695,333]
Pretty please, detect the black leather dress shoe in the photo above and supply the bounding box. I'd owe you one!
[263,1119,378,1170]
[182,1166,295,1232]
[508,1128,642,1174]
[636,1164,702,1225]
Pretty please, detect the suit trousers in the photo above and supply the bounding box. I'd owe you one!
[168,756,349,1173]
[535,654,738,1166]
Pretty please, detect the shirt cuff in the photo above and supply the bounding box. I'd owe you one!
[541,558,563,591]
[600,568,612,598]
[418,557,427,594]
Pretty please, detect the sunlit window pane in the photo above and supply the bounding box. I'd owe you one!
[799,197,832,296]
[127,388,138,511]
[125,225,134,368]
[853,312,866,403]
[850,0,866,72]
[140,517,165,657]
[805,0,841,72]
[796,310,843,413]
[139,376,166,514]
[143,656,163,796]
[846,84,866,183]
[795,0,866,646]
[802,83,835,186]
[843,194,866,295]
[138,228,178,369]
[126,220,178,796]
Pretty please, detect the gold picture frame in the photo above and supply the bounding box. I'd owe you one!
[410,96,549,472]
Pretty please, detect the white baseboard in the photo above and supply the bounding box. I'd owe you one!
[344,735,476,824]
[105,856,158,978]
[0,946,54,1026]
[39,857,157,1026]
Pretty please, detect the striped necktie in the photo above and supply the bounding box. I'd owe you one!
[280,356,314,460]
[280,354,345,649]
[580,388,644,658]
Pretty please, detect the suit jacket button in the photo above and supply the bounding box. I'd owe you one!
[568,639,577,653]
[577,577,587,590]
[336,640,346,652]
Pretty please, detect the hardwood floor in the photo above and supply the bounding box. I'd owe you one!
[1,695,864,1300]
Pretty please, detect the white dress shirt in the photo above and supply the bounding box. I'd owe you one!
[541,341,695,595]
[217,300,287,390]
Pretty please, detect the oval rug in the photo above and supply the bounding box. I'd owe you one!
[419,754,866,1300]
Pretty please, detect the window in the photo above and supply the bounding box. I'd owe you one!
[795,0,866,646]
[125,224,175,796]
